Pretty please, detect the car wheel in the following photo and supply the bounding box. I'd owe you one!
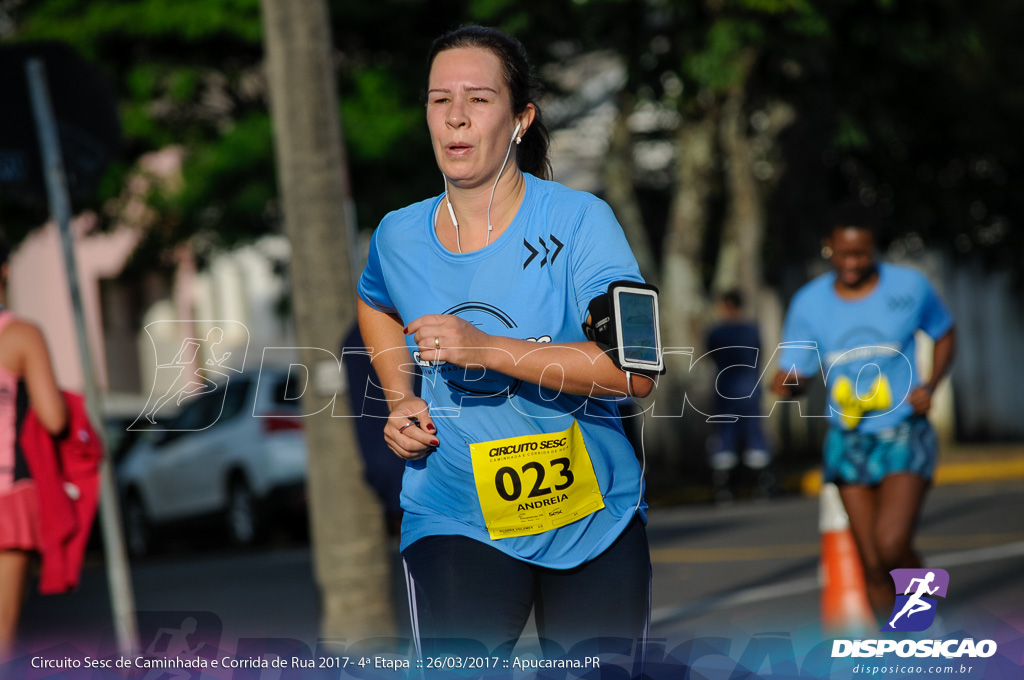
[226,479,260,547]
[124,493,153,557]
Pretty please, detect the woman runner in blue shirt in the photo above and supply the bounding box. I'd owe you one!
[357,26,654,663]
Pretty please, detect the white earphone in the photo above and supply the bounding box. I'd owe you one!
[444,119,523,252]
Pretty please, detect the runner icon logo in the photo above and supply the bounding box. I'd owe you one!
[131,321,249,431]
[882,568,950,632]
[136,610,222,676]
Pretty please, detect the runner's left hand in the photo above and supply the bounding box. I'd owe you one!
[406,314,492,367]
[908,386,932,415]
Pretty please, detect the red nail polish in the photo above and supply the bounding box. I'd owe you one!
[426,424,436,433]
[430,439,439,447]
[403,326,409,334]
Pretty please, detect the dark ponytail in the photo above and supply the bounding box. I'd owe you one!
[427,26,552,180]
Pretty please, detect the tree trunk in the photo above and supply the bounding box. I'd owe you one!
[603,92,657,284]
[647,108,717,473]
[713,50,763,310]
[662,111,716,351]
[260,0,395,637]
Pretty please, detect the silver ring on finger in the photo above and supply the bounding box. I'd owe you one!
[398,421,415,434]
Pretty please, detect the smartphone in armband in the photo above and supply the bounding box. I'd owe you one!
[583,281,665,376]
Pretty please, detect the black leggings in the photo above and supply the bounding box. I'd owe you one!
[402,515,651,661]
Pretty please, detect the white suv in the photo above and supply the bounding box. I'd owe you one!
[117,369,307,555]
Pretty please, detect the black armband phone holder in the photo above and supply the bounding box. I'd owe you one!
[582,280,665,376]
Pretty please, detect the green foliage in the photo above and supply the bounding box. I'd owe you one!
[3,0,267,251]
[468,0,516,21]
[341,68,423,162]
[683,19,761,93]
[833,113,869,150]
[2,0,1020,276]
[782,9,829,37]
[763,0,1024,275]
[167,67,200,102]
[122,113,275,274]
[171,113,276,239]
[735,0,812,15]
[16,0,262,53]
[127,63,161,100]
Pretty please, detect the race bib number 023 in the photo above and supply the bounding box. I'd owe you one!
[470,421,605,540]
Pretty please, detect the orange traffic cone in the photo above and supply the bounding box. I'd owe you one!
[819,482,875,635]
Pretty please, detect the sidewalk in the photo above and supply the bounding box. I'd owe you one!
[799,442,1024,495]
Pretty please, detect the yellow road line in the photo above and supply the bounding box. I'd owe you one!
[801,457,1024,496]
[651,533,1024,564]
[934,459,1024,485]
[917,533,1024,550]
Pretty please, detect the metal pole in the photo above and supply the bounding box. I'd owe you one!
[25,58,139,653]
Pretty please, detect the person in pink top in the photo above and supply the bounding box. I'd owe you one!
[0,235,67,661]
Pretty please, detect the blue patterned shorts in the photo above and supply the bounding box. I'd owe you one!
[823,416,937,486]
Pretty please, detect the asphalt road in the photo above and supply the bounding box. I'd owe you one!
[15,479,1024,667]
[648,480,1024,637]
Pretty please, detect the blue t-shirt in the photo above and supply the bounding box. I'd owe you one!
[777,263,954,433]
[358,173,646,568]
